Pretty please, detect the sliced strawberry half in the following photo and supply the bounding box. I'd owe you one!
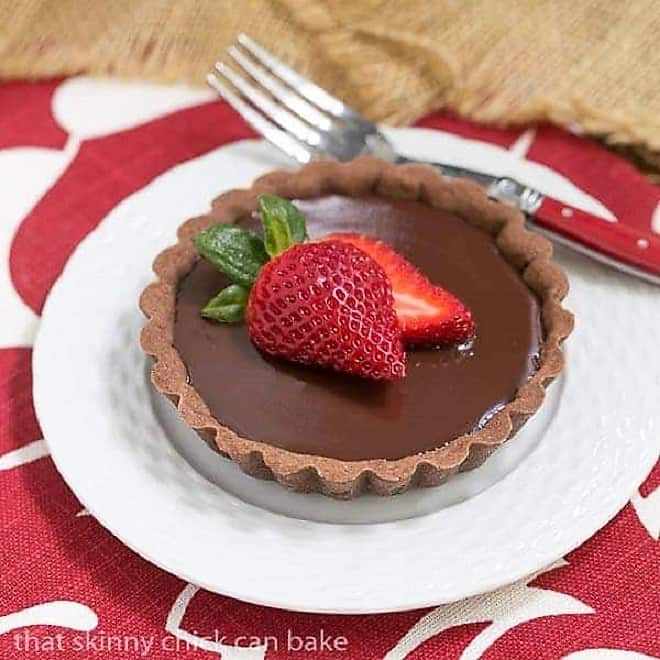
[323,233,475,346]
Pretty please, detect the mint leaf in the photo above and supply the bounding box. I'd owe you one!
[259,195,308,250]
[201,284,249,323]
[194,225,268,288]
[262,208,293,257]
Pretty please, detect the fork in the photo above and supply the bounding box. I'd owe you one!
[207,34,660,285]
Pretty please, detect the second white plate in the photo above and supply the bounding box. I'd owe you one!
[34,129,660,613]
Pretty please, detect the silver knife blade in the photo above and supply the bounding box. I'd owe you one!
[426,162,498,189]
[397,157,545,213]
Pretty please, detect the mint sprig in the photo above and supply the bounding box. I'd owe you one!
[201,284,249,323]
[193,224,268,289]
[262,204,293,257]
[193,195,308,323]
[259,194,308,245]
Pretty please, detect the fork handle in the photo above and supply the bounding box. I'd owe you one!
[530,197,660,278]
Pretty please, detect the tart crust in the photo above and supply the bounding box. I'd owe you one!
[140,158,573,499]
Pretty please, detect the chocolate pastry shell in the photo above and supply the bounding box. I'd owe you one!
[140,157,574,499]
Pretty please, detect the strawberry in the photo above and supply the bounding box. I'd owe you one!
[246,241,405,380]
[194,195,405,381]
[323,233,475,346]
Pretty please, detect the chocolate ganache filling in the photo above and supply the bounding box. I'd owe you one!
[174,195,542,461]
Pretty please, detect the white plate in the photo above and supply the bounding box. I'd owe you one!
[33,129,660,614]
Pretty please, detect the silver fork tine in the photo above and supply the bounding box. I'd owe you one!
[227,45,333,133]
[206,73,314,164]
[237,33,366,124]
[215,61,324,149]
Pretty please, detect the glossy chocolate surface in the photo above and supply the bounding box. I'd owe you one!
[174,196,541,461]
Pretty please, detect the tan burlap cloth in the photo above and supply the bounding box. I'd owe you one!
[2,1,659,170]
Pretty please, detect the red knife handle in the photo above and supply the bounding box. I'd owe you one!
[533,196,660,277]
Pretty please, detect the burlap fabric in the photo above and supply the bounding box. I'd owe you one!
[2,0,659,171]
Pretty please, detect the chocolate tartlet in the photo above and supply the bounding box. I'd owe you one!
[140,158,573,498]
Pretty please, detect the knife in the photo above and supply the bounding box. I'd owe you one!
[415,161,660,286]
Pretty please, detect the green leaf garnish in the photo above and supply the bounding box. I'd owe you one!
[201,284,249,323]
[193,225,268,288]
[194,196,309,324]
[259,195,308,251]
[262,205,293,257]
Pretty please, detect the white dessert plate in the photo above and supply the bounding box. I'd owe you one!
[33,128,660,614]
